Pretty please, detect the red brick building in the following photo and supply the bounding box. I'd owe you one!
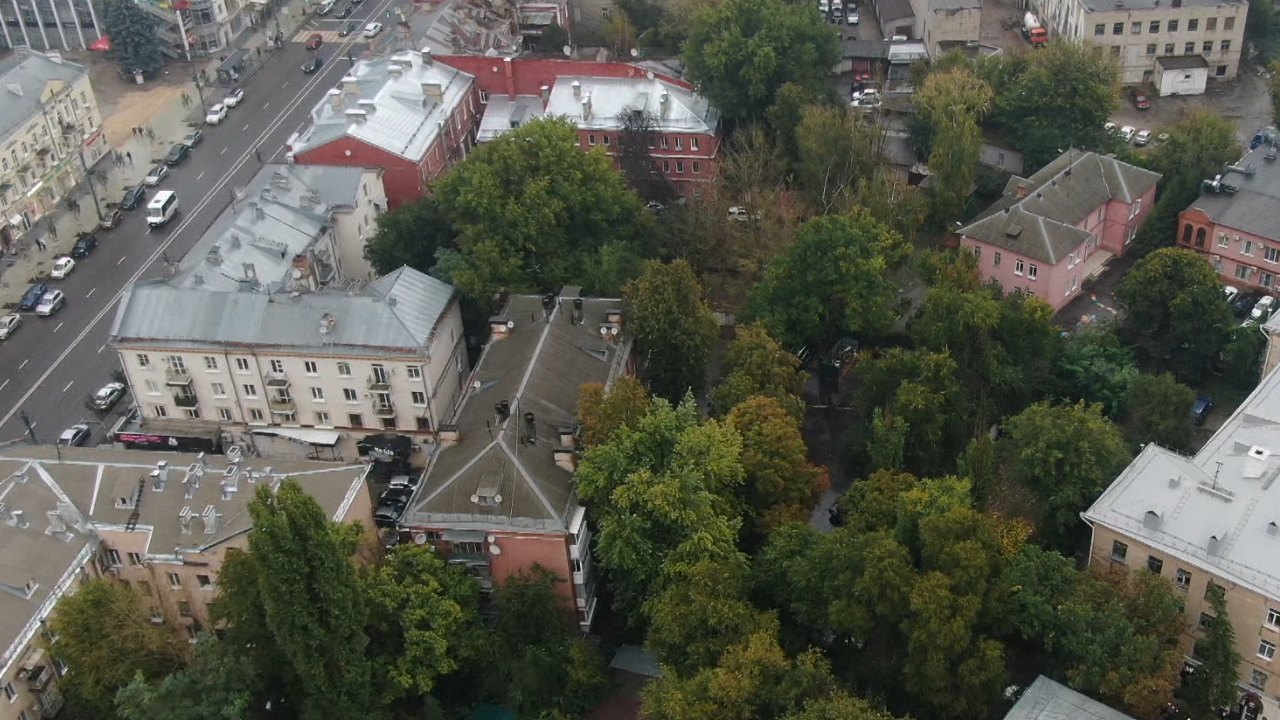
[285,49,481,208]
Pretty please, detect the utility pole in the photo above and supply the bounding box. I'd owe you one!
[75,143,104,222]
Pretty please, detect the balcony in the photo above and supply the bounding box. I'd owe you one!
[367,373,391,391]
[172,393,199,409]
[373,401,396,417]
[264,373,290,389]
[165,368,192,386]
[267,396,295,413]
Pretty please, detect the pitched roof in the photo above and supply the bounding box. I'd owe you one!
[1083,363,1280,600]
[960,150,1160,263]
[544,74,719,135]
[405,292,629,532]
[0,50,85,141]
[110,266,457,356]
[1184,144,1280,242]
[288,50,474,162]
[1004,677,1135,720]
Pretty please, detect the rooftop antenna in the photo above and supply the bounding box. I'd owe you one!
[1213,461,1224,490]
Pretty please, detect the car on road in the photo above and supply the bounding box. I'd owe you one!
[336,4,353,18]
[182,128,203,148]
[90,381,127,411]
[374,487,413,527]
[1118,126,1136,142]
[223,87,245,107]
[302,55,324,74]
[120,184,146,209]
[305,32,323,49]
[1133,129,1152,147]
[98,208,123,230]
[363,22,383,37]
[143,165,168,186]
[318,0,335,13]
[164,143,190,166]
[1130,88,1151,110]
[18,282,49,312]
[35,289,66,316]
[205,102,228,125]
[50,256,76,279]
[1192,395,1215,426]
[847,7,859,23]
[338,19,357,36]
[71,233,98,258]
[0,313,21,340]
[57,424,91,448]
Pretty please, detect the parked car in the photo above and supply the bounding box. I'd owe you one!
[1252,295,1277,320]
[18,282,49,312]
[71,233,98,258]
[338,20,358,36]
[182,128,203,147]
[847,7,859,23]
[143,164,168,186]
[388,475,421,490]
[98,208,123,230]
[305,32,323,49]
[363,22,383,37]
[50,256,76,279]
[1191,395,1215,426]
[1134,129,1152,147]
[1224,285,1240,303]
[302,56,324,74]
[317,0,335,13]
[90,381,127,411]
[0,313,21,340]
[35,289,66,316]
[57,424,91,448]
[1118,125,1136,143]
[205,103,228,125]
[1231,291,1261,317]
[223,87,245,108]
[120,184,146,209]
[1130,88,1151,110]
[851,88,881,108]
[335,3,353,18]
[164,143,190,166]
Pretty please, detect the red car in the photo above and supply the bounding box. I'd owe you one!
[1130,88,1151,110]
[305,33,323,50]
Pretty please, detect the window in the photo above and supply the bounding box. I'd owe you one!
[269,359,284,374]
[217,407,234,421]
[1244,240,1255,256]
[337,362,352,377]
[235,357,250,373]
[167,572,182,589]
[1199,612,1216,629]
[1147,43,1157,55]
[662,160,670,173]
[1094,23,1105,35]
[1184,42,1195,54]
[972,246,982,261]
[676,161,684,174]
[692,161,700,174]
[1207,17,1217,30]
[1147,555,1163,574]
[310,387,325,402]
[1175,568,1192,589]
[1217,65,1228,76]
[1266,608,1280,629]
[1188,18,1199,31]
[153,405,168,418]
[416,417,432,430]
[587,133,596,146]
[1203,40,1214,52]
[3,682,16,702]
[1131,21,1141,33]
[316,411,331,425]
[1250,669,1268,690]
[242,384,258,398]
[211,382,227,397]
[1218,232,1230,248]
[143,380,160,395]
[1261,640,1277,660]
[248,408,265,422]
[602,134,610,146]
[1113,22,1123,34]
[1014,259,1025,276]
[406,365,422,380]
[1111,45,1121,57]
[1224,16,1235,30]
[1221,39,1231,52]
[1028,264,1039,280]
[1236,264,1252,281]
[197,574,212,587]
[348,413,364,427]
[1265,273,1276,289]
[381,417,397,429]
[1168,19,1178,32]
[303,361,318,374]
[691,137,700,151]
[1149,20,1160,32]
[412,391,427,406]
[106,548,122,566]
[178,601,192,617]
[203,356,218,370]
[127,552,143,566]
[1163,43,1175,55]
[343,388,358,402]
[137,353,151,368]
[1111,540,1128,562]
[993,252,1001,267]
[660,136,669,150]
[184,408,200,419]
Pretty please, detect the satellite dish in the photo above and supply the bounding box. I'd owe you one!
[472,380,482,389]
[562,44,572,57]
[413,532,428,545]
[630,47,638,57]
[506,320,515,329]
[470,494,480,503]
[488,544,502,555]
[493,493,503,504]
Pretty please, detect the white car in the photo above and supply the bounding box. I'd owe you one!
[1103,121,1117,135]
[363,22,383,37]
[35,289,65,316]
[0,313,20,340]
[1253,295,1277,320]
[50,256,75,279]
[143,164,168,186]
[847,8,859,23]
[205,103,227,125]
[223,87,244,108]
[1119,125,1136,143]
[1225,285,1240,303]
[1134,129,1152,147]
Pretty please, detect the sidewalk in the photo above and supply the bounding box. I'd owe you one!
[0,0,312,309]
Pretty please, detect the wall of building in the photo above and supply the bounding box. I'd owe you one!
[294,137,424,208]
[1073,4,1247,84]
[575,127,719,195]
[328,169,388,281]
[919,6,981,59]
[1159,64,1209,95]
[1178,207,1280,292]
[1089,524,1280,705]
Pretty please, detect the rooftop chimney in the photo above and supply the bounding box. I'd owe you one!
[659,89,670,116]
[571,80,581,98]
[327,88,343,109]
[345,108,369,124]
[202,505,221,535]
[581,93,592,120]
[422,82,444,101]
[388,65,403,78]
[1014,184,1030,199]
[420,47,433,65]
[540,84,551,107]
[357,99,377,116]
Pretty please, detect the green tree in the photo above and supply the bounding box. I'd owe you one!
[915,68,994,226]
[624,259,719,402]
[728,395,828,535]
[1057,326,1139,415]
[578,375,651,449]
[433,118,650,303]
[1180,586,1242,719]
[793,104,879,214]
[103,0,166,76]
[114,639,258,720]
[48,579,186,717]
[1122,372,1195,451]
[362,196,454,276]
[1116,247,1233,381]
[1221,324,1267,390]
[998,401,1130,547]
[713,323,803,417]
[782,692,908,720]
[682,0,839,125]
[750,210,909,349]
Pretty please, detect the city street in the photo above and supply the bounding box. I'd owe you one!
[0,0,401,447]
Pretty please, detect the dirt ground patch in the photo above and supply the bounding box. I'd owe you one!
[57,50,193,148]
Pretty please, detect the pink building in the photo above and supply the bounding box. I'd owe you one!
[958,150,1160,312]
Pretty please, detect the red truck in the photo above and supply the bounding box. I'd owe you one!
[1022,12,1049,46]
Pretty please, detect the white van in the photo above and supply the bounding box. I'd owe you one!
[146,190,178,229]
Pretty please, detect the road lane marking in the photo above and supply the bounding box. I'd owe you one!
[62,380,73,393]
[264,102,271,109]
[220,147,228,156]
[86,287,96,298]
[0,379,8,392]
[197,172,205,180]
[53,322,63,333]
[116,255,126,266]
[282,82,289,88]
[97,344,106,354]
[243,123,251,132]
[18,359,27,369]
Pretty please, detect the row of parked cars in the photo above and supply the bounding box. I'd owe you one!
[1226,285,1276,326]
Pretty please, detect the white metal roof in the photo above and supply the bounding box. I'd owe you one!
[543,74,719,135]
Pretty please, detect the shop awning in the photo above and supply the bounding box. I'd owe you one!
[441,529,487,543]
[251,428,341,447]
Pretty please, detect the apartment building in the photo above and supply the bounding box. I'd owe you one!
[287,49,480,208]
[1176,143,1280,293]
[0,50,108,249]
[1032,0,1247,87]
[437,56,723,197]
[400,290,631,631]
[0,0,101,52]
[1083,364,1280,718]
[958,149,1160,312]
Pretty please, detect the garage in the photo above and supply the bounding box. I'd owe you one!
[1155,55,1208,97]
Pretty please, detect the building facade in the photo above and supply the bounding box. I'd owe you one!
[1083,365,1280,718]
[912,0,981,59]
[0,0,101,52]
[1176,143,1280,293]
[287,49,481,208]
[958,149,1160,312]
[400,291,631,631]
[1032,0,1248,85]
[0,50,109,249]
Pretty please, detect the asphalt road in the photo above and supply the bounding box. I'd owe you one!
[0,0,400,448]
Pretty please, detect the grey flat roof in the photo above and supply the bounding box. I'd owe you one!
[878,0,915,21]
[544,74,719,135]
[0,50,86,142]
[477,95,546,143]
[1185,144,1280,242]
[1005,676,1135,720]
[405,293,628,532]
[1084,363,1280,600]
[1157,54,1210,70]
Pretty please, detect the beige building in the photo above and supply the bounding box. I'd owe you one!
[1083,364,1280,717]
[912,0,982,59]
[0,49,108,248]
[1032,0,1248,87]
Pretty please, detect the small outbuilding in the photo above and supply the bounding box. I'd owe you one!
[1155,54,1209,97]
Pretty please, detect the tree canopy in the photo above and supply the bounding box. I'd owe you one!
[713,323,803,417]
[624,259,720,402]
[362,196,454,276]
[915,68,994,226]
[1121,372,1195,451]
[103,0,166,76]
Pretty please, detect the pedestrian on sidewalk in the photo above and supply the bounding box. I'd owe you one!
[126,151,133,165]
[146,126,155,140]
[34,237,45,251]
[254,147,262,162]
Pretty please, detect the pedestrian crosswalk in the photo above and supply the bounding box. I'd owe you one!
[291,29,349,44]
